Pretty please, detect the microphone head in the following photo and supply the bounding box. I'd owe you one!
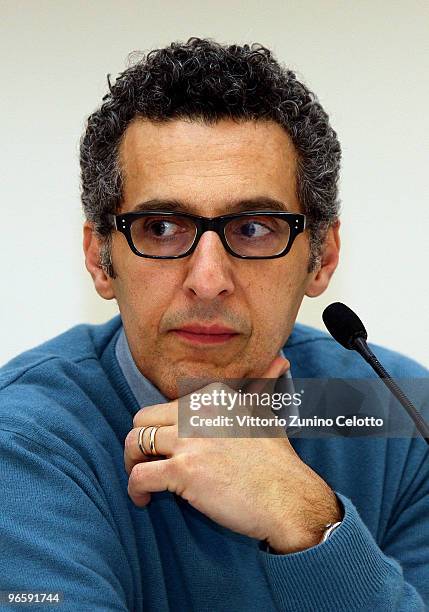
[322,302,368,350]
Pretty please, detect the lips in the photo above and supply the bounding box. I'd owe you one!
[171,323,239,345]
[176,324,237,334]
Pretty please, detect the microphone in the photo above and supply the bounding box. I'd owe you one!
[322,302,429,445]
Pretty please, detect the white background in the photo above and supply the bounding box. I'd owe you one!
[1,0,428,368]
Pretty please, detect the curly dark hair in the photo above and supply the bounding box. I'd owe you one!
[80,37,341,278]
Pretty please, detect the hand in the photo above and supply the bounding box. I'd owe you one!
[124,356,342,554]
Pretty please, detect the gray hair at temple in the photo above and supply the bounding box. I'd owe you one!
[80,37,341,278]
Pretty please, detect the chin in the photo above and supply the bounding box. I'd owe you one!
[159,360,251,399]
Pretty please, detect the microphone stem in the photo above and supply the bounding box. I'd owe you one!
[353,337,429,444]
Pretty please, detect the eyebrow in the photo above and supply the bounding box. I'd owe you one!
[129,197,290,214]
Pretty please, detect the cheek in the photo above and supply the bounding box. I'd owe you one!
[251,265,296,304]
[247,268,302,334]
[116,265,179,328]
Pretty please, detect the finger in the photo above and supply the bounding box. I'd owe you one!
[124,425,178,474]
[133,400,178,428]
[128,457,178,506]
[124,427,156,475]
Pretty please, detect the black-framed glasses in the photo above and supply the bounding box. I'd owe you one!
[109,210,306,259]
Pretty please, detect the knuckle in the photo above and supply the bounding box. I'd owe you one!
[132,411,144,428]
[173,452,197,478]
[124,429,140,459]
[173,437,184,453]
[129,461,146,486]
[171,453,187,476]
[124,430,135,452]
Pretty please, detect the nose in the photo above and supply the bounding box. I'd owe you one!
[182,231,235,300]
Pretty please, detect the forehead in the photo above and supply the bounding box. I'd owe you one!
[118,117,300,214]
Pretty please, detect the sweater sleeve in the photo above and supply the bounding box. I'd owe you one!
[0,429,133,612]
[257,442,429,611]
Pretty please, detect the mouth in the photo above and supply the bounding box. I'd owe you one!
[170,324,240,345]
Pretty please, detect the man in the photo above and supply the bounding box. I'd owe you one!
[0,38,428,611]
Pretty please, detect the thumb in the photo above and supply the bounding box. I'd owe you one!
[245,355,290,395]
[262,355,290,379]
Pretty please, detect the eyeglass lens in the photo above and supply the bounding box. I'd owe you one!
[130,214,291,257]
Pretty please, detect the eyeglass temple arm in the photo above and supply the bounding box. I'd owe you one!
[107,214,118,230]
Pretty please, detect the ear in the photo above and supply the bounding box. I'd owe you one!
[83,221,116,300]
[305,220,341,298]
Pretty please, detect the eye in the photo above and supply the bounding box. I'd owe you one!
[146,219,184,237]
[234,220,273,238]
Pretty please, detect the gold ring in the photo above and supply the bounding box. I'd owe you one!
[149,425,161,456]
[138,426,151,456]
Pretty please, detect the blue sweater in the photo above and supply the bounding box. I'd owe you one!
[0,314,428,611]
